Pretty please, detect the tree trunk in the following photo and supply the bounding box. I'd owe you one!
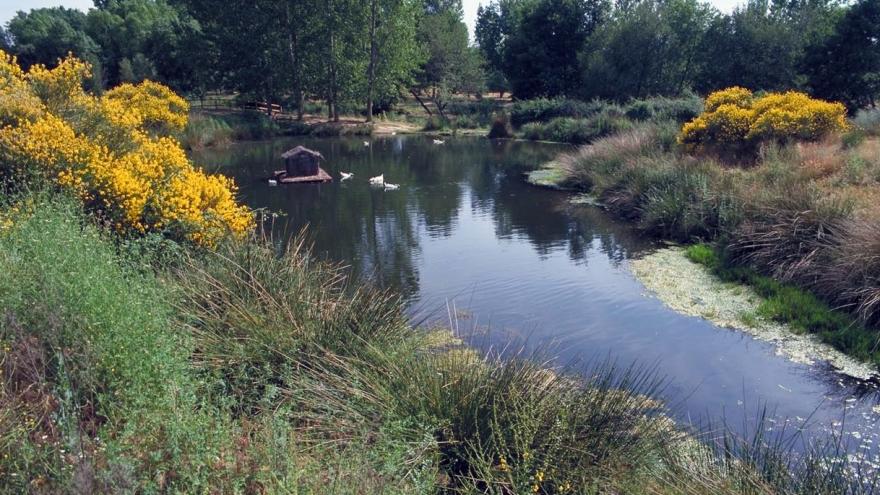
[285,3,304,121]
[366,0,378,123]
[410,89,433,116]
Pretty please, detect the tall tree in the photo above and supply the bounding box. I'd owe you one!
[693,0,840,93]
[475,0,513,96]
[365,0,422,121]
[503,0,609,99]
[411,0,476,119]
[8,8,101,69]
[804,0,880,109]
[580,0,712,100]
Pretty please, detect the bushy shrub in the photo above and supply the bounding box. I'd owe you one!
[422,115,446,131]
[452,114,480,129]
[853,108,880,136]
[679,87,848,151]
[446,99,502,124]
[487,113,512,138]
[221,110,280,140]
[509,98,605,127]
[521,113,634,144]
[0,51,253,247]
[181,113,233,149]
[624,95,704,122]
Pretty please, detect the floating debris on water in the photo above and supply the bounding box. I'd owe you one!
[630,247,878,381]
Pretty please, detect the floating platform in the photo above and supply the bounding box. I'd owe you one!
[270,167,333,184]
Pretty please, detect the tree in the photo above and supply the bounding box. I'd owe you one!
[365,0,423,121]
[475,0,513,96]
[8,8,101,69]
[804,0,880,109]
[693,0,840,94]
[580,0,712,100]
[503,0,609,99]
[411,0,474,119]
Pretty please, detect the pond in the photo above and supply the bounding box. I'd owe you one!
[194,135,880,466]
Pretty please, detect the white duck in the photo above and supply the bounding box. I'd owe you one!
[268,179,278,186]
[363,141,370,147]
[340,172,354,180]
[433,139,445,145]
[384,183,400,191]
[369,174,384,185]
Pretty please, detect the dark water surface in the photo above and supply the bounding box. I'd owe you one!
[195,135,880,466]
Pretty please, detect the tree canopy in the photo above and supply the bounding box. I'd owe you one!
[4,0,879,114]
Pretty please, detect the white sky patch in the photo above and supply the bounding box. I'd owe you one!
[1,0,94,26]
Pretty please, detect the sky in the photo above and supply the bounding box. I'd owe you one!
[2,0,745,38]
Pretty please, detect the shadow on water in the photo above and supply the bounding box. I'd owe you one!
[194,135,880,470]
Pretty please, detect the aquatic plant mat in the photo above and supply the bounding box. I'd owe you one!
[631,247,877,380]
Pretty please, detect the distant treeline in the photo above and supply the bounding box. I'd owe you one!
[2,0,879,114]
[477,0,880,110]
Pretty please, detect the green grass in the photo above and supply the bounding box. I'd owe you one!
[686,244,880,365]
[2,194,877,493]
[0,195,223,492]
[520,114,635,144]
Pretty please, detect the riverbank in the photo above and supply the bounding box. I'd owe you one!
[632,246,877,380]
[182,94,704,150]
[527,111,880,369]
[6,193,876,494]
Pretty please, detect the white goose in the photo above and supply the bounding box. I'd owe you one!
[384,183,399,191]
[369,174,384,185]
[433,139,445,145]
[340,172,354,180]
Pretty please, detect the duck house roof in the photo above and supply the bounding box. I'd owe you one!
[281,146,323,160]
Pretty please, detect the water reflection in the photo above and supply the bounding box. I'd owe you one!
[195,135,880,468]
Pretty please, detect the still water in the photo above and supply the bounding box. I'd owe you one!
[195,135,880,463]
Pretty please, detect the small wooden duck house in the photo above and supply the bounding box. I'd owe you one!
[271,146,332,184]
[283,146,322,176]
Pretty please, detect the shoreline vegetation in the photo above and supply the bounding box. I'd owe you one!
[179,94,704,150]
[632,246,877,380]
[3,51,879,494]
[528,88,880,371]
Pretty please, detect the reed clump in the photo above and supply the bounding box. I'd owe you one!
[548,98,880,358]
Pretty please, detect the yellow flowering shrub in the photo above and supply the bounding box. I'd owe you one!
[679,87,848,150]
[704,86,753,112]
[0,51,252,247]
[104,80,189,135]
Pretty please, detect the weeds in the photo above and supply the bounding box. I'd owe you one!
[686,244,880,365]
[3,194,878,493]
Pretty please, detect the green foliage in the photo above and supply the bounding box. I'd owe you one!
[853,108,880,136]
[685,243,880,365]
[624,94,704,122]
[488,113,512,138]
[181,113,233,149]
[503,0,609,98]
[685,243,720,268]
[422,115,446,131]
[510,97,606,127]
[521,114,635,144]
[8,2,205,92]
[581,0,714,100]
[804,0,880,110]
[0,195,223,492]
